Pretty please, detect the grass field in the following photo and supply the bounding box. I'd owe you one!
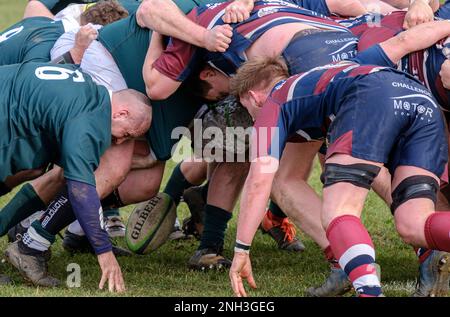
[0,0,445,297]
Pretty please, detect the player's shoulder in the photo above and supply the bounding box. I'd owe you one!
[270,74,306,104]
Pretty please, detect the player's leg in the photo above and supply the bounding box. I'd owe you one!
[0,167,64,238]
[322,154,384,297]
[391,166,450,296]
[188,161,249,270]
[4,141,145,286]
[165,158,207,239]
[264,142,321,252]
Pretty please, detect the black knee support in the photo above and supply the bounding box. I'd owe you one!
[101,189,125,210]
[321,163,381,189]
[391,175,439,214]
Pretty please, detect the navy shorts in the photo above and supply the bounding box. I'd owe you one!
[326,71,448,178]
[282,30,359,74]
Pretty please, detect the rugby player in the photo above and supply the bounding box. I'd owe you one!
[0,0,129,66]
[0,0,251,282]
[148,0,450,288]
[0,62,151,292]
[23,0,141,18]
[228,49,450,297]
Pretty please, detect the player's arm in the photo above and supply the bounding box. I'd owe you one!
[143,32,182,100]
[24,0,54,19]
[137,0,232,53]
[65,180,125,293]
[51,25,99,64]
[440,60,450,89]
[379,20,450,64]
[325,0,368,16]
[62,120,125,293]
[403,0,440,29]
[230,156,277,297]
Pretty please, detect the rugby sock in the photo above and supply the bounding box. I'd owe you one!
[198,204,232,250]
[324,245,341,269]
[103,208,120,218]
[0,184,46,236]
[326,215,382,297]
[164,163,194,205]
[21,221,56,254]
[39,188,76,235]
[268,201,287,218]
[101,189,124,209]
[424,212,450,252]
[22,188,79,253]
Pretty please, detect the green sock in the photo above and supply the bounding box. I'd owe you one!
[268,200,287,218]
[199,204,232,250]
[103,208,120,218]
[0,184,46,236]
[163,163,194,205]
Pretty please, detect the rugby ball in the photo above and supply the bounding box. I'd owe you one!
[125,193,176,254]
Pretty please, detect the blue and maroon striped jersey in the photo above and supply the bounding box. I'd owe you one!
[338,9,450,110]
[153,0,351,82]
[252,62,396,160]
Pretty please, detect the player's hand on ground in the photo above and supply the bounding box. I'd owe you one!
[98,251,126,293]
[229,252,257,297]
[204,24,233,52]
[222,0,253,24]
[75,24,98,51]
[440,60,450,89]
[403,0,434,29]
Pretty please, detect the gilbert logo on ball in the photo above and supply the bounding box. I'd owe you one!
[126,193,176,254]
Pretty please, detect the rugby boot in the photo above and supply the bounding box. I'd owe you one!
[413,251,450,297]
[7,222,28,243]
[188,246,231,271]
[169,218,187,241]
[104,215,126,238]
[62,230,133,257]
[260,210,305,252]
[182,186,205,239]
[306,267,352,297]
[5,241,60,287]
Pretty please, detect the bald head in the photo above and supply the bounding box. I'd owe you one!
[111,89,152,144]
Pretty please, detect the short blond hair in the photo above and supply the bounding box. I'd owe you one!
[229,56,289,97]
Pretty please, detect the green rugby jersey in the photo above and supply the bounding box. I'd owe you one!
[39,0,141,15]
[97,0,225,160]
[0,17,65,65]
[0,62,111,186]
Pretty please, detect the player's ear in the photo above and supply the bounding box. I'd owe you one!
[248,90,261,107]
[113,109,129,119]
[199,67,215,80]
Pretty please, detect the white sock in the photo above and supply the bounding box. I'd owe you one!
[22,226,51,252]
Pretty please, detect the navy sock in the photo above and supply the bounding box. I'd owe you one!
[163,163,194,205]
[268,200,287,218]
[199,204,232,250]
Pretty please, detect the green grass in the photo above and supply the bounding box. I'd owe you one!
[0,0,446,297]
